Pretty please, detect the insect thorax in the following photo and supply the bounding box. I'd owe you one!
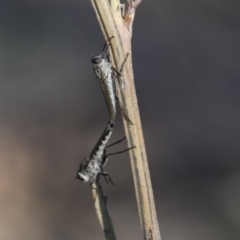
[78,153,104,183]
[93,60,112,79]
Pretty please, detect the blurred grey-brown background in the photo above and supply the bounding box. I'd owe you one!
[1,0,240,239]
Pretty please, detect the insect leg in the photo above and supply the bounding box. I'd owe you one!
[106,137,126,149]
[111,52,129,76]
[102,36,114,54]
[119,53,129,73]
[105,146,136,158]
[100,172,115,185]
[115,90,133,124]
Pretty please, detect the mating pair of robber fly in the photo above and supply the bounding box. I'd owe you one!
[76,38,134,185]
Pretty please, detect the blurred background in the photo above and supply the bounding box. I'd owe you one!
[0,0,240,239]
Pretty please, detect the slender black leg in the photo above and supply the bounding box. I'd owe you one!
[106,137,126,149]
[119,53,129,73]
[105,146,136,158]
[103,175,109,184]
[100,172,115,185]
[102,36,114,53]
[111,53,129,77]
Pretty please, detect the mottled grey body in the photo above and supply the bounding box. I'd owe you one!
[92,53,117,122]
[77,121,114,183]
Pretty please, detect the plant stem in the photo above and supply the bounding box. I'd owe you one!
[89,1,161,239]
[92,182,116,240]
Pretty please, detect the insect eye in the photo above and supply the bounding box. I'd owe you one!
[77,175,84,181]
[91,57,103,64]
[77,172,89,182]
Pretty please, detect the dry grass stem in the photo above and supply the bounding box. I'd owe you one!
[92,182,116,240]
[89,1,161,239]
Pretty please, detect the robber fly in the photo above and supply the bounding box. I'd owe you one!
[77,121,135,185]
[77,121,114,184]
[91,37,132,124]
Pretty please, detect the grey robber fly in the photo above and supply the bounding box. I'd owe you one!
[77,121,135,185]
[91,37,132,124]
[77,121,114,185]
